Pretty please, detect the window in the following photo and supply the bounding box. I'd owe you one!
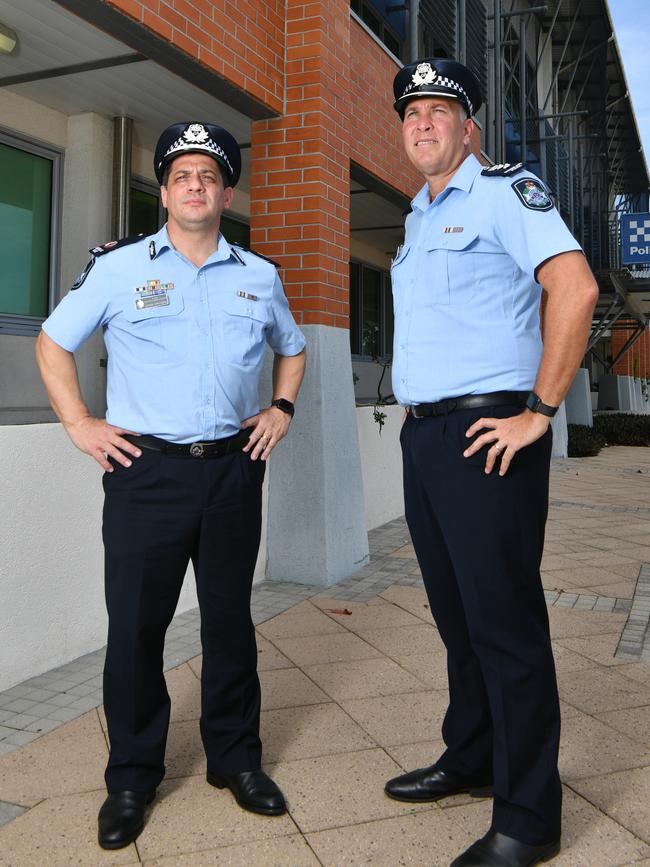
[350,261,394,358]
[221,215,250,248]
[0,131,61,333]
[130,178,164,235]
[350,0,405,59]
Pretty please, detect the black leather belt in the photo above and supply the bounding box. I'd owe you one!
[124,430,250,458]
[409,391,529,419]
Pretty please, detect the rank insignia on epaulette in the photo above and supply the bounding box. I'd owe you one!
[481,162,524,177]
[90,234,146,257]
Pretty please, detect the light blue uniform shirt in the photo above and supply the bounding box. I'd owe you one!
[391,153,582,405]
[43,226,306,443]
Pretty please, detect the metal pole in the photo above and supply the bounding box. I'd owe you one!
[568,118,574,233]
[409,0,419,62]
[519,15,526,163]
[541,0,583,112]
[112,116,132,239]
[458,0,466,64]
[494,0,503,162]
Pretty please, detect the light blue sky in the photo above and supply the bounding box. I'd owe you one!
[608,0,650,163]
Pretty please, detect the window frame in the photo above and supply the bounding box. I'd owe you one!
[130,175,165,232]
[350,259,393,361]
[0,126,63,336]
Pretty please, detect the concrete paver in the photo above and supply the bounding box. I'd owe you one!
[0,446,649,864]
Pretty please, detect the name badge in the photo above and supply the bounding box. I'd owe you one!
[237,290,258,301]
[134,279,174,310]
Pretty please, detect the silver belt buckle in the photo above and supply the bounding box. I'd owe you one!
[410,405,422,419]
[190,443,204,457]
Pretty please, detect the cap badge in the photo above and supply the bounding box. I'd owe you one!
[412,62,437,86]
[183,123,210,144]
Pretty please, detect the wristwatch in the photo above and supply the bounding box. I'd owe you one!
[271,398,295,418]
[525,391,558,418]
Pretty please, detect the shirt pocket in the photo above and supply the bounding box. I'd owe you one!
[121,291,187,362]
[426,231,479,305]
[221,294,270,365]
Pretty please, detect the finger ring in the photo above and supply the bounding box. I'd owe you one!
[494,444,502,453]
[261,434,269,441]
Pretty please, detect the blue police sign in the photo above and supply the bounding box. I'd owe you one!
[621,213,650,264]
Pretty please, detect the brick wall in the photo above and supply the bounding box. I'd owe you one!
[106,0,285,113]
[613,325,650,377]
[349,22,422,199]
[249,0,352,329]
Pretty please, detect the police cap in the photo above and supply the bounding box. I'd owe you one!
[154,122,241,187]
[393,58,482,119]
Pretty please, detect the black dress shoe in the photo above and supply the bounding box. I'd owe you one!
[450,830,561,866]
[97,789,156,849]
[206,769,286,816]
[385,765,492,803]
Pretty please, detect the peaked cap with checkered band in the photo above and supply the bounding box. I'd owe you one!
[154,122,241,187]
[393,58,482,119]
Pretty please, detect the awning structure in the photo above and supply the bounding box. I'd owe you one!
[0,0,254,186]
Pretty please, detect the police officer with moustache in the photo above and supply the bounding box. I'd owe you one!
[383,61,598,866]
[35,122,306,849]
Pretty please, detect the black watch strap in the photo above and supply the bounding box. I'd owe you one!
[271,398,295,418]
[526,391,558,418]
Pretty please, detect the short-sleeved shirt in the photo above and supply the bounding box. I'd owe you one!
[43,225,306,442]
[390,153,582,405]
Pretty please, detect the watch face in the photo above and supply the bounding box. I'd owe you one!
[273,399,294,416]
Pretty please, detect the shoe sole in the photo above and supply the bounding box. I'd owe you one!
[384,784,493,803]
[206,773,286,816]
[538,840,561,864]
[97,791,156,850]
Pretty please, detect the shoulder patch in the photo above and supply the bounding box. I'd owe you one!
[90,234,146,257]
[511,177,553,211]
[70,257,95,290]
[481,162,525,178]
[231,243,280,269]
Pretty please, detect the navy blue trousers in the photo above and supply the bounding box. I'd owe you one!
[101,448,265,793]
[401,405,561,845]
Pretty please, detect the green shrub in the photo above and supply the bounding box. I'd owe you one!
[593,414,650,447]
[567,424,606,457]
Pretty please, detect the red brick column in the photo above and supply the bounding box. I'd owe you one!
[612,324,637,376]
[249,0,351,328]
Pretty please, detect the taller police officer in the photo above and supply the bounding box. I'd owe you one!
[36,122,306,849]
[383,60,598,867]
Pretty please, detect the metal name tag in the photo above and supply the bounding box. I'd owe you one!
[136,295,170,310]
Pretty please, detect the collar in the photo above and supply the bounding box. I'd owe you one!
[411,153,483,212]
[150,226,244,265]
[148,225,173,260]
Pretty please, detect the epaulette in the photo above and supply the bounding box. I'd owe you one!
[481,162,525,177]
[231,243,281,269]
[90,234,146,257]
[71,234,146,290]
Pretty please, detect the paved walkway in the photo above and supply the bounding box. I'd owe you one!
[0,446,649,865]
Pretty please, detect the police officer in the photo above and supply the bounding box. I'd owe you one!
[35,122,306,849]
[383,61,598,866]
